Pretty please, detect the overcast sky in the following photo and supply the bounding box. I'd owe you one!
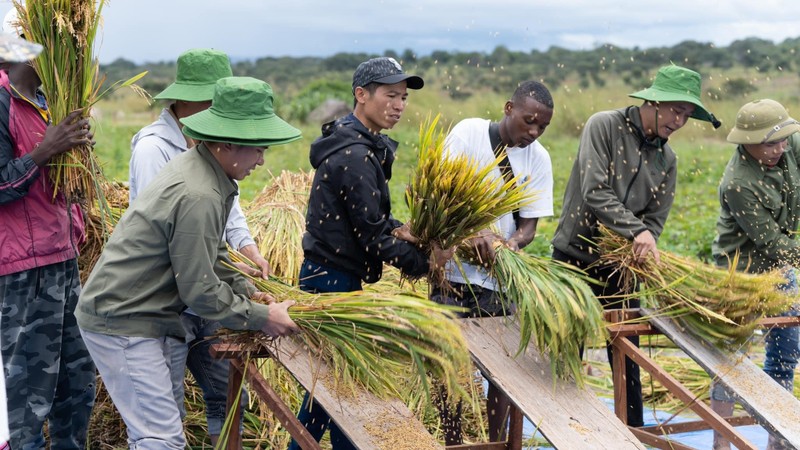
[3,0,799,64]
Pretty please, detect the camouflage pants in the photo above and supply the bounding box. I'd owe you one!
[0,259,96,450]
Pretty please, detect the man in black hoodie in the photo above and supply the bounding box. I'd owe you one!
[289,57,452,450]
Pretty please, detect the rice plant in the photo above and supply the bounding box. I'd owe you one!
[220,253,472,402]
[405,114,533,282]
[595,225,795,347]
[14,0,146,204]
[245,170,313,283]
[490,245,606,385]
[78,181,127,283]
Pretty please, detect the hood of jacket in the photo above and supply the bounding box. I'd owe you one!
[309,113,399,180]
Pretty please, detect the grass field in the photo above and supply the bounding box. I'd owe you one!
[93,68,800,261]
[85,69,800,447]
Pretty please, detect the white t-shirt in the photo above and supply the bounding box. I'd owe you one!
[443,118,554,290]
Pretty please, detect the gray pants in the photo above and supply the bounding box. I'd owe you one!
[80,329,185,450]
[166,312,247,436]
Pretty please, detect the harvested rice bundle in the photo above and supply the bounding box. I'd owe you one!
[222,253,472,400]
[595,225,795,347]
[364,264,429,296]
[405,115,532,281]
[77,181,127,283]
[489,245,605,384]
[245,170,313,283]
[14,0,146,203]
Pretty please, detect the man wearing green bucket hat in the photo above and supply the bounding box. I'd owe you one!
[77,76,302,449]
[552,64,720,427]
[710,99,800,450]
[129,48,270,446]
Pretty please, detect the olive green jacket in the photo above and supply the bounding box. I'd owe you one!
[77,144,269,338]
[552,106,677,263]
[712,133,800,273]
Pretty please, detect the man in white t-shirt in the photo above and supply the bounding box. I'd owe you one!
[430,80,554,445]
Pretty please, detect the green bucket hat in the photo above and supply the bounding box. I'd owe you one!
[727,99,800,145]
[629,65,717,126]
[154,48,233,102]
[180,76,301,146]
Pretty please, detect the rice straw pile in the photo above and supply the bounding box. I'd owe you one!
[405,115,533,282]
[595,225,795,347]
[245,170,313,283]
[490,245,605,384]
[220,252,472,400]
[14,0,146,204]
[77,181,128,283]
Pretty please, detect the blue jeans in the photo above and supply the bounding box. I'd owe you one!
[287,259,359,450]
[167,312,248,436]
[712,269,800,401]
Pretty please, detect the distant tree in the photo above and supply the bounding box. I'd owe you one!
[729,37,779,70]
[721,77,757,98]
[429,50,451,65]
[401,48,417,64]
[324,52,374,72]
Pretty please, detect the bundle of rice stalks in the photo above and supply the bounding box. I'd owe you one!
[584,349,712,413]
[77,181,128,283]
[485,245,606,384]
[595,225,795,347]
[14,0,146,203]
[365,264,429,296]
[405,115,533,281]
[220,254,472,401]
[245,170,313,283]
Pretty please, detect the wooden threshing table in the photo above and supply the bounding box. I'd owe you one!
[607,308,800,450]
[213,315,650,449]
[210,338,442,450]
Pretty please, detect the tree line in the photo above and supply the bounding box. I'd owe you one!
[101,37,800,120]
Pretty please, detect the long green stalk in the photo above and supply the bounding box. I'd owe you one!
[491,246,605,385]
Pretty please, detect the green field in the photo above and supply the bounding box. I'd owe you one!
[93,67,800,262]
[83,67,800,448]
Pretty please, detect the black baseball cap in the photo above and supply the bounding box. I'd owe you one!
[351,57,424,93]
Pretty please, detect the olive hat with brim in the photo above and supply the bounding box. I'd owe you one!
[154,48,233,102]
[727,99,800,145]
[629,64,715,124]
[181,76,301,146]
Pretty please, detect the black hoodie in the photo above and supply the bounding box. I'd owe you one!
[302,113,429,283]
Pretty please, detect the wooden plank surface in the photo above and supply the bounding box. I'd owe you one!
[646,309,800,447]
[270,337,443,450]
[461,317,646,450]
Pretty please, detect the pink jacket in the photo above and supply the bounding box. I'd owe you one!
[0,71,85,276]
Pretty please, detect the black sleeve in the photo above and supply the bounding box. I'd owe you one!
[0,89,40,205]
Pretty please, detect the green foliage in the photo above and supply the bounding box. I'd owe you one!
[86,44,800,446]
[282,78,352,123]
[100,37,800,104]
[707,77,758,101]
